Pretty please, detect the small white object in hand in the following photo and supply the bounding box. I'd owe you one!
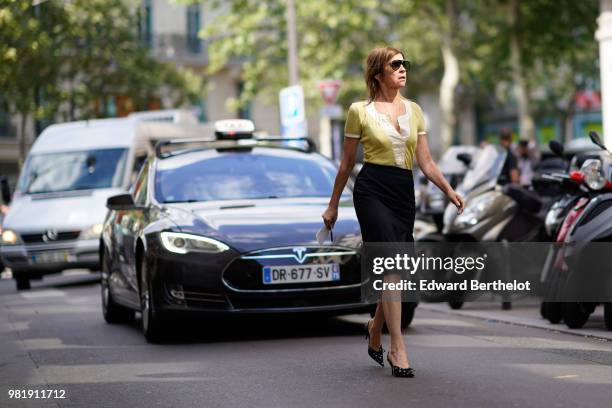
[316,225,332,245]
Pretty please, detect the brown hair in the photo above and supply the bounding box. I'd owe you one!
[365,46,404,103]
[499,127,513,142]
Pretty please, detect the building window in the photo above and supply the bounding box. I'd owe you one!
[186,4,201,54]
[139,0,153,48]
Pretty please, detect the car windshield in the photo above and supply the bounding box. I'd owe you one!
[155,152,339,203]
[17,148,128,194]
[458,144,506,193]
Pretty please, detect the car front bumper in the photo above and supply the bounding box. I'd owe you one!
[0,239,100,275]
[147,243,374,315]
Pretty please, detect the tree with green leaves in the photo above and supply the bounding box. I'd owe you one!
[0,0,67,166]
[0,0,204,166]
[188,0,598,148]
[184,1,440,114]
[466,0,599,141]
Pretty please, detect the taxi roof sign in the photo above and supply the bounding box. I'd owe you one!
[214,119,255,140]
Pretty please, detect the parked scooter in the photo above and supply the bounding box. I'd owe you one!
[546,132,612,330]
[537,140,592,323]
[421,144,564,309]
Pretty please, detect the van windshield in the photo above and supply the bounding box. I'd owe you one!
[17,148,128,194]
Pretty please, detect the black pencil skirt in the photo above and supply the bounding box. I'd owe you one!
[353,162,416,243]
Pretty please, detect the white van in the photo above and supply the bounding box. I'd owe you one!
[0,110,213,289]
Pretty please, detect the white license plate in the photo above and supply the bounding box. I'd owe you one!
[31,251,72,264]
[262,264,340,284]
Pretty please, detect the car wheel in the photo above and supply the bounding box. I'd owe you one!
[15,277,31,291]
[400,302,417,330]
[139,256,167,343]
[604,303,612,331]
[448,301,464,310]
[563,302,590,329]
[101,253,134,324]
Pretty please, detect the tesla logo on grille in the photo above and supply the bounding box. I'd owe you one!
[292,247,308,263]
[42,229,58,242]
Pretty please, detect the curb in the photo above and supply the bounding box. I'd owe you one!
[419,303,612,342]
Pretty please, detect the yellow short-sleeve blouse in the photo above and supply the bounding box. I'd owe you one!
[344,97,427,170]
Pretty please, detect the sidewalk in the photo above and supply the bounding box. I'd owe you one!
[419,296,612,342]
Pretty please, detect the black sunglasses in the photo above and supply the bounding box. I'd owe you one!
[389,59,411,71]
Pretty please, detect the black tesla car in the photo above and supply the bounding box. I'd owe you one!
[100,121,416,342]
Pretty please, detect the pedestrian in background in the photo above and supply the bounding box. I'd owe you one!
[498,128,520,185]
[322,46,464,378]
[515,139,540,187]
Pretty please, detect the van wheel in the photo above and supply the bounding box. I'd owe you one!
[604,303,612,331]
[563,302,590,329]
[15,277,31,291]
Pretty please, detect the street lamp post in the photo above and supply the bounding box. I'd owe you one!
[597,0,612,147]
[286,0,299,85]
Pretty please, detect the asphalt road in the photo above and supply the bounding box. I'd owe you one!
[1,272,612,408]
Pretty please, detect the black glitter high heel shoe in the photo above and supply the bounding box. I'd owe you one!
[364,319,384,367]
[387,352,415,378]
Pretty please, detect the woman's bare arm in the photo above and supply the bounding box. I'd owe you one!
[323,137,360,227]
[415,134,465,214]
[328,138,359,208]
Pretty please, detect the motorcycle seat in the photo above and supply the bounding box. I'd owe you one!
[502,184,543,213]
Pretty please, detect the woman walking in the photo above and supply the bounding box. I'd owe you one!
[322,46,465,378]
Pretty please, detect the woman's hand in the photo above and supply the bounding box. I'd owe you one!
[322,206,338,229]
[447,190,465,214]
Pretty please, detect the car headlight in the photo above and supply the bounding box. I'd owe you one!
[160,231,230,254]
[581,159,606,190]
[454,193,497,228]
[79,224,104,240]
[1,229,21,245]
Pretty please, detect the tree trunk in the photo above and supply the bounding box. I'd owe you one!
[439,0,459,150]
[508,0,536,141]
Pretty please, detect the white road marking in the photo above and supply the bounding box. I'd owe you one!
[20,289,66,299]
[511,364,612,384]
[34,363,216,384]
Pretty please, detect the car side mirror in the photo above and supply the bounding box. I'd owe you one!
[106,193,135,210]
[1,176,11,204]
[456,153,472,167]
[549,140,564,157]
